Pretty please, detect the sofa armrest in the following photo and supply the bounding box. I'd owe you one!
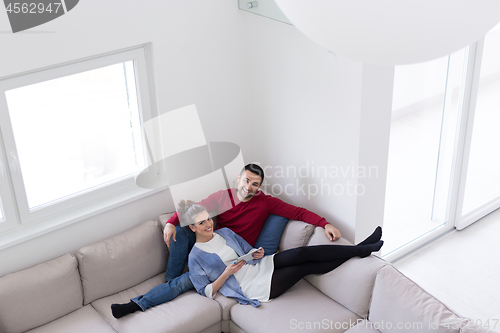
[369,265,468,332]
[305,226,387,319]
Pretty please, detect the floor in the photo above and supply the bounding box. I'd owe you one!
[393,208,500,331]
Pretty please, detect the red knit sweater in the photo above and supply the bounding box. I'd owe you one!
[167,189,328,246]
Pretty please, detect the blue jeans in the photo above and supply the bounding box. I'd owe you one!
[165,225,197,281]
[130,225,196,311]
[131,272,194,311]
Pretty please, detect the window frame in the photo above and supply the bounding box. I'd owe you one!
[0,45,162,248]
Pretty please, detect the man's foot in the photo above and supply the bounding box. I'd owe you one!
[357,226,382,246]
[111,301,141,319]
[359,240,384,258]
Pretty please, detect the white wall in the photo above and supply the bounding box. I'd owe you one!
[0,0,395,276]
[238,14,393,241]
[355,64,394,243]
[0,0,254,276]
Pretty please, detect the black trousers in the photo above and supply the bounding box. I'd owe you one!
[269,244,372,299]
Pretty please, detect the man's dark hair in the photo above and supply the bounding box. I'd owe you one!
[240,163,265,184]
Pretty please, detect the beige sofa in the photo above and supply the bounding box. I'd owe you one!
[0,219,493,333]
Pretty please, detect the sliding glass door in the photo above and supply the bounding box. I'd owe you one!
[383,23,500,260]
[459,25,500,229]
[382,50,466,257]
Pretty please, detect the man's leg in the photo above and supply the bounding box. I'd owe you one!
[164,225,196,281]
[111,272,194,318]
[132,272,194,310]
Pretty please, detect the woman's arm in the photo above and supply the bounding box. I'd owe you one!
[188,256,215,296]
[189,250,246,298]
[219,228,264,265]
[210,261,245,296]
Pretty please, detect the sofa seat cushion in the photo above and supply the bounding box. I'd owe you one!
[91,273,221,333]
[305,226,387,319]
[0,253,83,333]
[25,305,116,333]
[77,220,168,305]
[214,293,238,321]
[230,279,361,333]
[369,265,468,333]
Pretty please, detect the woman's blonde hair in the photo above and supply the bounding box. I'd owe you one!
[177,200,207,226]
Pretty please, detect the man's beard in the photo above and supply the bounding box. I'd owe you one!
[239,187,253,199]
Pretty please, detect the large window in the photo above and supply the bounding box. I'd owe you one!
[0,47,156,245]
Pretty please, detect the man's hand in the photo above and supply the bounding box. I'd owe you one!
[252,247,265,260]
[164,223,176,247]
[324,224,341,241]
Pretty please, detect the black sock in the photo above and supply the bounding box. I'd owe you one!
[357,226,382,246]
[111,301,141,319]
[359,240,384,258]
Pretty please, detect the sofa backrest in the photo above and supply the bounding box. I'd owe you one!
[0,253,83,333]
[369,265,468,332]
[76,220,168,305]
[304,226,387,319]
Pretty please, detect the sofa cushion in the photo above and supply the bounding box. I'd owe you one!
[91,273,221,333]
[159,212,175,227]
[460,321,497,333]
[0,253,83,333]
[77,220,168,304]
[25,305,116,333]
[305,226,387,319]
[369,265,468,333]
[214,293,238,332]
[254,214,290,255]
[278,220,315,251]
[230,279,361,333]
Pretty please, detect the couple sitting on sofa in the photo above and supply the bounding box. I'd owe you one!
[111,164,383,318]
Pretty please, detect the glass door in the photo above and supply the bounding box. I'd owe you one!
[383,49,467,258]
[458,24,500,229]
[384,23,500,260]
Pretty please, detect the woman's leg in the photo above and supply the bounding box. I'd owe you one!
[270,241,383,299]
[274,226,382,269]
[274,241,382,269]
[269,228,383,299]
[269,259,349,299]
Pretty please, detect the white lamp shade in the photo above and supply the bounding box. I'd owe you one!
[274,0,500,65]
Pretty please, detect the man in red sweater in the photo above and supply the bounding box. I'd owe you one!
[111,164,341,318]
[164,165,341,247]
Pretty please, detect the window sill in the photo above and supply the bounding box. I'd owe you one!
[0,185,166,251]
